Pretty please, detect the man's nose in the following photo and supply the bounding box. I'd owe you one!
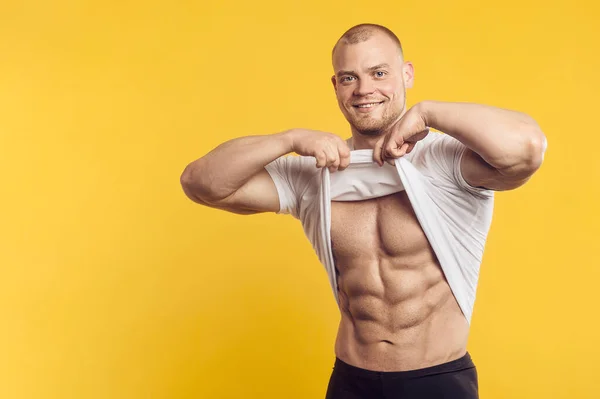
[353,78,376,96]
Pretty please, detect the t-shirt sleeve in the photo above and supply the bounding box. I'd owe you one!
[264,155,319,218]
[418,132,494,198]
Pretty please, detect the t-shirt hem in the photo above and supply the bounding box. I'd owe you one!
[454,145,495,199]
[263,163,289,215]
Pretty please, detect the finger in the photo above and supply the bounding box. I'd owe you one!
[315,151,327,168]
[323,145,339,171]
[380,137,390,164]
[384,141,400,165]
[384,139,403,159]
[384,142,409,165]
[329,161,340,172]
[381,123,401,163]
[373,137,385,166]
[397,142,409,157]
[338,143,351,170]
[329,151,341,172]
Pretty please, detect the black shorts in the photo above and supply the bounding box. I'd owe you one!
[325,352,479,399]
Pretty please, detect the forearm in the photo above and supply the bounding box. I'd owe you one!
[420,101,547,174]
[181,131,293,202]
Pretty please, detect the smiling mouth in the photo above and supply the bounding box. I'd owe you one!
[353,101,384,108]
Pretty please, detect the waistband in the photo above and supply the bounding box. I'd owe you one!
[333,352,475,380]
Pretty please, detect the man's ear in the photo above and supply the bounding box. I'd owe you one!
[403,62,415,89]
[331,75,337,92]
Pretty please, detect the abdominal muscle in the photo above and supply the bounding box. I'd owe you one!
[330,191,469,372]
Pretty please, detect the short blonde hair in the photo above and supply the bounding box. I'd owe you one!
[333,23,403,57]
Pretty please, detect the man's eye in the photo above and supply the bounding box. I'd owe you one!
[341,76,355,82]
[375,71,386,77]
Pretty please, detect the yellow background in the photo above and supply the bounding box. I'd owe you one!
[1,0,598,398]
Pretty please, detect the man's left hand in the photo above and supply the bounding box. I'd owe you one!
[373,104,430,166]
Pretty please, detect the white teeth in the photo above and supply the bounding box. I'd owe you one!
[356,103,380,108]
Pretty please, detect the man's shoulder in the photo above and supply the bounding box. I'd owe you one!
[405,130,447,162]
[265,153,322,187]
[419,130,446,147]
[410,131,495,200]
[277,154,321,172]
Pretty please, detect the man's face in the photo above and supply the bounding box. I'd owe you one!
[332,33,413,136]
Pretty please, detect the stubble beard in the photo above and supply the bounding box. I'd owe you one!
[349,97,406,137]
[350,105,402,137]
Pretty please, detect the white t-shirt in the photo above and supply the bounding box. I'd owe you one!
[264,132,494,324]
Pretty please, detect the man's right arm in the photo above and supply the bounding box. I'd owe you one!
[179,129,351,215]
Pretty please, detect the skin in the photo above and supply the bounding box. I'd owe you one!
[180,29,547,372]
[331,32,414,149]
[328,32,468,370]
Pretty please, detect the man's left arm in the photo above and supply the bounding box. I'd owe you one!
[420,101,548,191]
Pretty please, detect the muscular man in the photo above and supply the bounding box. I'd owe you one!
[180,24,547,398]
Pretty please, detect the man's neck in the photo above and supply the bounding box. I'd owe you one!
[348,132,383,150]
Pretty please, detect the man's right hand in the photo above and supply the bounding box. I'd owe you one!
[182,128,352,215]
[287,129,352,172]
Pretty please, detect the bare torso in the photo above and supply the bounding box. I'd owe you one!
[330,191,469,372]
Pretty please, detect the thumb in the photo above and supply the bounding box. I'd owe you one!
[385,143,409,165]
[384,135,405,157]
